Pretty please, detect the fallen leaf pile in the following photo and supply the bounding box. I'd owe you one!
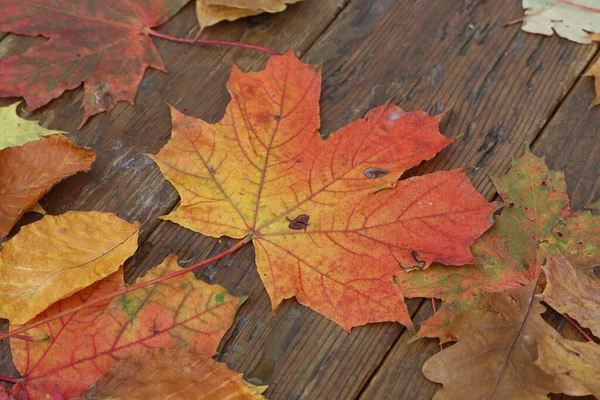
[398,148,600,342]
[6,254,248,399]
[417,152,600,399]
[196,0,302,30]
[151,50,497,331]
[0,104,95,237]
[423,269,599,399]
[0,1,598,396]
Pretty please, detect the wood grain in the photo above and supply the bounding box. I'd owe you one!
[1,0,598,398]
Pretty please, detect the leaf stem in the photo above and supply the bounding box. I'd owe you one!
[148,30,280,55]
[0,375,20,383]
[562,313,595,343]
[0,237,251,342]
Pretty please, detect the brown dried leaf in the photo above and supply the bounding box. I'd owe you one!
[541,254,600,338]
[535,335,600,397]
[422,280,590,399]
[83,348,266,399]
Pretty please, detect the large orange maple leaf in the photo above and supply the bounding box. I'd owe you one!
[151,51,497,331]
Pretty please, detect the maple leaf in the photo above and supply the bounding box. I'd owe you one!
[0,387,16,400]
[398,148,600,342]
[540,254,600,338]
[520,0,600,43]
[0,0,189,126]
[0,211,139,324]
[0,111,95,236]
[82,348,265,399]
[151,51,496,331]
[0,103,62,151]
[8,255,244,399]
[535,335,600,397]
[422,280,592,399]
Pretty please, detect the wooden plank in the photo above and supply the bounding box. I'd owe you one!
[359,55,600,400]
[93,1,598,399]
[0,0,348,382]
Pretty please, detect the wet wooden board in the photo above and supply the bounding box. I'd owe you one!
[1,0,598,398]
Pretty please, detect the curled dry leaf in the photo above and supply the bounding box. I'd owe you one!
[0,0,189,126]
[535,335,600,397]
[541,254,600,338]
[422,280,591,399]
[521,0,600,44]
[0,104,95,237]
[0,211,139,324]
[8,256,244,399]
[398,148,600,342]
[82,348,265,400]
[196,0,301,30]
[151,50,497,331]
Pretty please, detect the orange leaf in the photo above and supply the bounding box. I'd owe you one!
[0,211,139,325]
[8,256,244,399]
[82,348,265,399]
[0,135,95,237]
[151,51,497,331]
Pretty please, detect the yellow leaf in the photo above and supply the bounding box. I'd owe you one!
[196,0,301,29]
[0,211,139,324]
[0,102,63,151]
[535,336,600,397]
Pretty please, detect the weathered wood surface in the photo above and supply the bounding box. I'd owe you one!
[1,0,598,399]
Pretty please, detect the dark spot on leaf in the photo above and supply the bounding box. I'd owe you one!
[541,180,547,188]
[274,114,280,121]
[286,214,310,231]
[208,165,216,175]
[407,250,427,270]
[594,266,600,278]
[364,167,390,179]
[556,231,563,238]
[153,326,159,335]
[509,203,515,208]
